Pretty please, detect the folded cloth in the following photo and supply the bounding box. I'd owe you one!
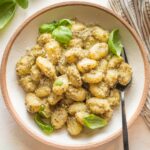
[108,0,150,128]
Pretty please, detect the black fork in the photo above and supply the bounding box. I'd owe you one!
[116,48,132,150]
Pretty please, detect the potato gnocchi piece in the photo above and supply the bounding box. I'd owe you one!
[28,45,46,58]
[51,107,68,129]
[101,109,113,121]
[19,75,37,92]
[69,38,83,48]
[65,48,79,64]
[37,33,52,46]
[53,75,69,95]
[86,97,112,115]
[16,55,35,76]
[92,26,109,42]
[118,62,132,85]
[90,82,110,98]
[77,58,98,73]
[31,44,42,51]
[67,64,82,87]
[65,48,88,64]
[105,69,118,87]
[39,77,52,87]
[71,22,86,33]
[97,59,108,73]
[44,39,61,65]
[56,55,68,75]
[89,43,108,60]
[67,117,83,136]
[30,65,41,82]
[25,93,42,113]
[68,102,88,115]
[108,56,123,68]
[82,70,104,84]
[36,56,56,79]
[66,86,87,102]
[35,86,51,98]
[47,93,63,105]
[78,27,92,41]
[75,111,89,125]
[83,36,98,49]
[108,89,120,107]
[59,98,74,107]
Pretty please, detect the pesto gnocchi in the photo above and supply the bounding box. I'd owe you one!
[16,19,132,136]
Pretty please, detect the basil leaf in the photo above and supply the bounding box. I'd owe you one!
[38,105,50,119]
[83,114,107,129]
[0,1,16,30]
[39,23,56,33]
[34,114,53,134]
[38,105,46,117]
[54,80,63,86]
[52,26,72,44]
[0,0,14,5]
[16,0,28,9]
[108,29,123,56]
[58,19,72,26]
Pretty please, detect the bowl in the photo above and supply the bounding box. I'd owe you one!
[1,1,150,149]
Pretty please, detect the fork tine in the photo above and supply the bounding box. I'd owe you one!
[122,47,129,63]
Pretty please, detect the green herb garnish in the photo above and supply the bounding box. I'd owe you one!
[58,19,72,26]
[54,80,63,86]
[16,0,28,9]
[108,29,123,56]
[39,19,72,45]
[39,22,57,33]
[52,26,72,44]
[0,0,29,30]
[34,114,53,134]
[83,114,107,129]
[0,0,16,30]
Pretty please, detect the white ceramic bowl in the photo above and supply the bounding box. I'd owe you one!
[1,1,150,149]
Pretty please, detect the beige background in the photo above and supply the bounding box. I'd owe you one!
[0,0,150,150]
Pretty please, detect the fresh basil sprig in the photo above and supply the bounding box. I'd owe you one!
[39,22,56,34]
[16,0,28,9]
[0,0,29,30]
[34,114,53,134]
[58,19,72,26]
[39,19,72,45]
[0,0,16,30]
[83,114,107,129]
[52,26,72,44]
[108,29,123,56]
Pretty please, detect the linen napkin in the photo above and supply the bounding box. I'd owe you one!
[108,0,150,128]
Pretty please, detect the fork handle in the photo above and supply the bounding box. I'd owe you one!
[121,92,129,150]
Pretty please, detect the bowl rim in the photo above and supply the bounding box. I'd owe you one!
[0,1,150,149]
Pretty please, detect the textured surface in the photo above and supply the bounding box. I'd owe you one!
[0,0,150,150]
[109,0,150,130]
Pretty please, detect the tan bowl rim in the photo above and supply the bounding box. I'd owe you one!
[1,1,150,149]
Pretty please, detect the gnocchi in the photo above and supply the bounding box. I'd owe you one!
[51,107,68,129]
[67,117,83,136]
[67,64,82,87]
[77,58,98,73]
[68,102,88,115]
[66,86,87,102]
[89,43,108,60]
[36,56,56,79]
[16,19,132,136]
